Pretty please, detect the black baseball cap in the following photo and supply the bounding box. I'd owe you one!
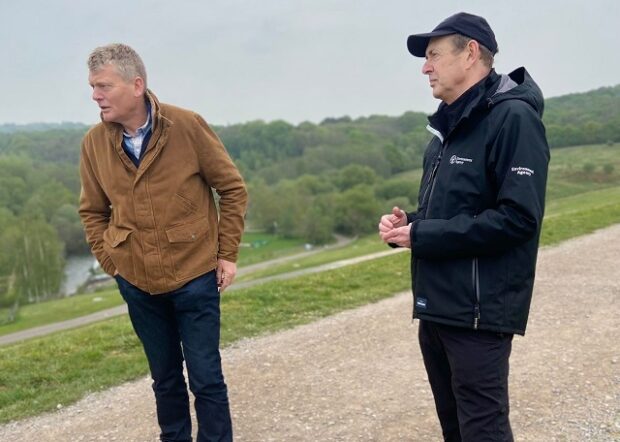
[407,12,498,57]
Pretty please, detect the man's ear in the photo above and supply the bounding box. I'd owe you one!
[133,76,146,97]
[464,39,481,68]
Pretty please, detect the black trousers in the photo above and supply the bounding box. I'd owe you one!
[418,320,514,442]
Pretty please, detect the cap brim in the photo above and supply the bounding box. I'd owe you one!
[407,30,454,57]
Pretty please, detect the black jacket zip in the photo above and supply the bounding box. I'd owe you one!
[472,257,480,329]
[425,144,445,219]
[418,141,447,220]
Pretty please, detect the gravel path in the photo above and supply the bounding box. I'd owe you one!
[1,225,619,441]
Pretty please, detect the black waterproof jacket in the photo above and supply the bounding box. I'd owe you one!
[407,67,549,335]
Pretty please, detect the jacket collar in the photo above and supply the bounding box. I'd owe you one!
[101,90,172,173]
[101,89,170,138]
[428,70,501,141]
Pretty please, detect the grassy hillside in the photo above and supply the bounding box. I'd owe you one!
[2,142,619,337]
[1,142,620,424]
[546,143,620,199]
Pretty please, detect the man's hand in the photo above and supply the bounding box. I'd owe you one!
[378,206,412,248]
[380,224,412,248]
[379,206,407,234]
[216,259,237,292]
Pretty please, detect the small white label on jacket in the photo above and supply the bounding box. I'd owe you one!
[449,155,473,165]
[416,298,428,309]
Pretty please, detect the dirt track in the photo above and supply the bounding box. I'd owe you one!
[1,225,619,441]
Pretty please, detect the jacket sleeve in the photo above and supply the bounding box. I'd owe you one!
[412,101,549,259]
[78,138,115,275]
[406,211,419,224]
[191,114,248,263]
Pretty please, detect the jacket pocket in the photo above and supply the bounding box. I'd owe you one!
[165,217,211,280]
[415,257,474,324]
[165,217,209,243]
[102,225,134,278]
[174,193,198,216]
[477,254,509,329]
[103,225,132,247]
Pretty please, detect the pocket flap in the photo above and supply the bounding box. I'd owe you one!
[103,226,132,248]
[165,217,209,243]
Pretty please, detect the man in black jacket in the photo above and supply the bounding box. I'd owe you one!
[379,12,549,442]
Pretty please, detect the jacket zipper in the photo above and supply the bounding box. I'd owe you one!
[422,142,447,219]
[412,257,418,322]
[471,212,481,329]
[420,160,438,207]
[472,257,481,329]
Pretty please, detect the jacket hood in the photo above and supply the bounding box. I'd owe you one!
[427,67,545,142]
[489,67,545,117]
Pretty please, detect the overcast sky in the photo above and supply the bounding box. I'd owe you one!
[0,0,617,126]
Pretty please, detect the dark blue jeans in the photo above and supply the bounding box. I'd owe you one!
[116,271,232,442]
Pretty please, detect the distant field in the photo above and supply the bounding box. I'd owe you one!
[541,198,620,246]
[0,289,121,337]
[237,232,307,266]
[546,143,620,200]
[533,144,620,245]
[0,231,307,337]
[545,186,620,217]
[236,234,385,282]
[394,143,620,203]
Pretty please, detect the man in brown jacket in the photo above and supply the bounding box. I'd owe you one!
[79,43,247,442]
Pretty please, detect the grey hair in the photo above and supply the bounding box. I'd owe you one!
[451,34,496,68]
[88,43,147,87]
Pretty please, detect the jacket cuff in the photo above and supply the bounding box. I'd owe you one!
[217,251,238,263]
[410,220,421,251]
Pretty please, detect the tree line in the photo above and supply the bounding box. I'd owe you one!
[0,130,89,320]
[0,83,618,318]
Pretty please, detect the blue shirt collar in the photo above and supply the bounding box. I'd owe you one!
[123,100,152,138]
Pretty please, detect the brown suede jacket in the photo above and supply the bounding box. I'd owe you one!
[79,90,247,294]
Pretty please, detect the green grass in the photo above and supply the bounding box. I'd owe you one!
[0,233,307,337]
[541,154,620,245]
[0,317,145,422]
[0,252,410,423]
[0,235,386,339]
[546,144,620,200]
[541,201,620,246]
[0,288,124,337]
[237,232,307,266]
[236,234,386,282]
[544,186,620,217]
[0,235,378,337]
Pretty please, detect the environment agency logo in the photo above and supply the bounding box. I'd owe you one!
[449,155,473,165]
[511,166,535,176]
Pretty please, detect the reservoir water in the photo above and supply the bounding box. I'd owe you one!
[60,255,95,296]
